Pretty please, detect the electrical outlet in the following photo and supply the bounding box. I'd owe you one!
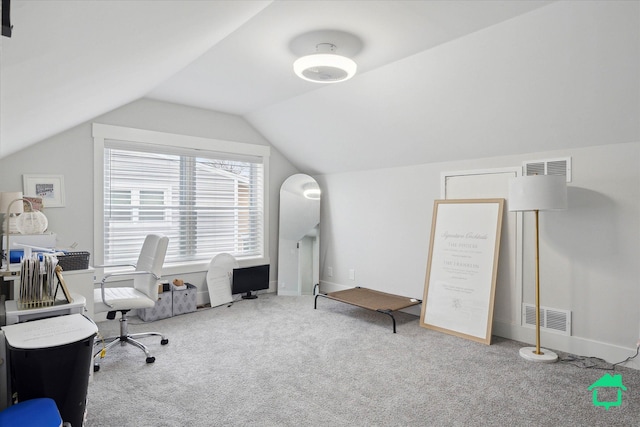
[349,269,355,280]
[636,339,640,348]
[327,267,333,277]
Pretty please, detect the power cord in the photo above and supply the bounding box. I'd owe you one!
[85,314,107,359]
[612,344,640,368]
[560,345,640,371]
[95,331,107,359]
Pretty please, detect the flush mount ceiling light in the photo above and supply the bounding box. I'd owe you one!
[303,188,321,200]
[294,43,357,83]
[290,30,362,84]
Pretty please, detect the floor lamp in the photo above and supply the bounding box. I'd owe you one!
[508,175,567,363]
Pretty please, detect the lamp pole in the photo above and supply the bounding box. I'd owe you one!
[534,209,542,355]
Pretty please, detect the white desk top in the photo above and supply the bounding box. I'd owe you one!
[5,293,86,315]
[0,264,21,278]
[0,264,94,280]
[4,292,87,325]
[1,313,97,349]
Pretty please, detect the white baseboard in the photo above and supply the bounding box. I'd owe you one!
[197,280,277,306]
[318,281,639,370]
[493,320,640,370]
[317,280,350,293]
[277,291,301,296]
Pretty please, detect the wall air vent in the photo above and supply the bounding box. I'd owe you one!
[522,303,571,336]
[523,157,572,182]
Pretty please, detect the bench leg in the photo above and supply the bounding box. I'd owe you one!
[377,309,396,333]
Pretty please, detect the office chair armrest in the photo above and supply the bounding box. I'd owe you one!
[94,263,137,269]
[96,264,137,308]
[98,270,161,309]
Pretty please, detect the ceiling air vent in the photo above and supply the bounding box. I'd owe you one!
[523,157,572,182]
[522,303,571,336]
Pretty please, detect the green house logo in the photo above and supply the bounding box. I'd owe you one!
[588,374,627,410]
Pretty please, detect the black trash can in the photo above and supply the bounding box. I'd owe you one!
[2,313,97,427]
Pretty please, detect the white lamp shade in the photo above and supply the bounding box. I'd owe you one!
[0,191,24,215]
[16,210,48,234]
[508,175,567,212]
[294,53,357,83]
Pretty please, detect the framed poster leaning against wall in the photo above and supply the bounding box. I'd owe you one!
[420,199,504,345]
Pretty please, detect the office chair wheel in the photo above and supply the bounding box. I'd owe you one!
[146,356,155,364]
[94,365,100,372]
[161,338,169,345]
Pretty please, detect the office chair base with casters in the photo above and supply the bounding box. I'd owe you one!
[93,309,169,372]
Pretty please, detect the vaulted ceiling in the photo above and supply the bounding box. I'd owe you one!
[2,1,637,175]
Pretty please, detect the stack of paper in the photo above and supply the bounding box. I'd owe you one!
[18,254,58,309]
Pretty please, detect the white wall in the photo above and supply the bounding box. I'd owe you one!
[0,99,299,301]
[316,141,640,368]
[310,0,640,369]
[246,1,639,174]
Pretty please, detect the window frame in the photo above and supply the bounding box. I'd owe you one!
[93,123,270,275]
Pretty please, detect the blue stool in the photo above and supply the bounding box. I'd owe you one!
[0,398,63,427]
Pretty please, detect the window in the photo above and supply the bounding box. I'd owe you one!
[110,190,132,221]
[139,190,165,221]
[94,124,270,267]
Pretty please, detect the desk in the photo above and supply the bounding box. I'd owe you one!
[1,265,95,319]
[4,293,86,325]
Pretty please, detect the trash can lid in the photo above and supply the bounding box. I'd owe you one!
[2,313,97,350]
[0,397,62,427]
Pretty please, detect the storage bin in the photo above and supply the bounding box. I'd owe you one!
[137,291,173,321]
[56,252,90,271]
[172,283,197,316]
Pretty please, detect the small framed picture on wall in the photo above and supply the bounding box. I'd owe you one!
[23,174,66,208]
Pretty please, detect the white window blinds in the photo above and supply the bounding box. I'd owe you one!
[103,143,265,265]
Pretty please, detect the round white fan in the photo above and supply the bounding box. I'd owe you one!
[206,253,238,308]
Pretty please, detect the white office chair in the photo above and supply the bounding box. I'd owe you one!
[93,234,169,371]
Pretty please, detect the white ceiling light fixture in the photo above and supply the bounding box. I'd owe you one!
[294,43,357,83]
[290,30,362,84]
[303,188,321,200]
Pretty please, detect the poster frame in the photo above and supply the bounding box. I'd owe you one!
[420,198,504,345]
